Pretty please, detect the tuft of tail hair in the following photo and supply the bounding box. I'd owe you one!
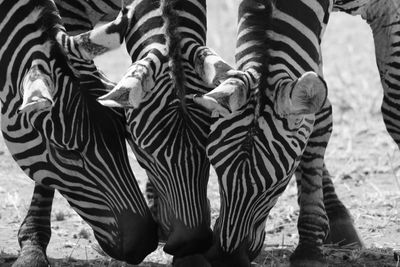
[236,0,273,92]
[160,0,186,107]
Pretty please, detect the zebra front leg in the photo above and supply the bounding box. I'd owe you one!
[12,183,54,267]
[296,163,363,248]
[290,105,332,267]
[321,164,363,247]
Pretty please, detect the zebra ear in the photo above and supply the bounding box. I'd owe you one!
[290,71,327,115]
[97,60,155,108]
[193,77,249,117]
[276,71,327,116]
[194,46,234,87]
[70,5,131,60]
[19,65,54,112]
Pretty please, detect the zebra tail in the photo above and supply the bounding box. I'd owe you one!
[161,0,187,108]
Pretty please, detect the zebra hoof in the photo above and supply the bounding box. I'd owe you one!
[290,244,327,267]
[12,245,49,267]
[173,254,211,267]
[325,217,363,247]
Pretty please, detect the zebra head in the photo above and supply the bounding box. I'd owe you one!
[194,0,328,265]
[0,0,158,264]
[96,0,239,259]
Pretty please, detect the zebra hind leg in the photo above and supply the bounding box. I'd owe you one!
[322,164,363,247]
[12,183,54,267]
[291,167,328,267]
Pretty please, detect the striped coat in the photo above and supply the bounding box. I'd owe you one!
[1,1,157,266]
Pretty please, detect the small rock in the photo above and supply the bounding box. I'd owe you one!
[64,241,74,248]
[342,174,352,180]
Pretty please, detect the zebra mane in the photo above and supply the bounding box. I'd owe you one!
[236,0,273,94]
[36,0,65,39]
[35,0,75,74]
[160,0,187,107]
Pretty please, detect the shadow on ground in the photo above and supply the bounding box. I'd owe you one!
[0,253,167,267]
[254,246,398,267]
[1,247,398,267]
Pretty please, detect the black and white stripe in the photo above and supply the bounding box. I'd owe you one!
[97,0,237,258]
[1,1,157,265]
[198,0,360,266]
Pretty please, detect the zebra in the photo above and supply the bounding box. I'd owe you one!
[193,0,363,266]
[97,0,238,261]
[9,1,139,266]
[333,0,400,154]
[0,1,159,266]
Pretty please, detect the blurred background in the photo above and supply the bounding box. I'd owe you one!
[1,0,400,266]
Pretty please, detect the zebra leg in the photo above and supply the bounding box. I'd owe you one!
[333,0,399,248]
[321,164,363,247]
[334,0,400,148]
[290,105,332,267]
[12,183,54,267]
[375,7,400,150]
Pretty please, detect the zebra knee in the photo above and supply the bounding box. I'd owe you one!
[381,99,400,147]
[163,218,213,257]
[97,212,158,265]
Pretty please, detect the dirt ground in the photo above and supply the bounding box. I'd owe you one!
[1,1,400,266]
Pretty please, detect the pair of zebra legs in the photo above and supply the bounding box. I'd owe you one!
[13,161,359,267]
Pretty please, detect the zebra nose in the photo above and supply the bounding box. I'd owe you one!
[163,219,213,257]
[205,242,251,267]
[97,211,159,264]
